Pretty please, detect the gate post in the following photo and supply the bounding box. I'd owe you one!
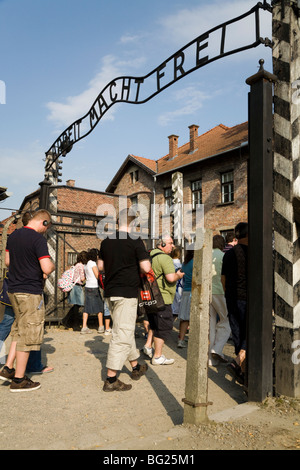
[39,178,51,211]
[183,228,212,424]
[245,60,277,401]
[172,171,183,246]
[272,1,300,397]
[39,155,59,319]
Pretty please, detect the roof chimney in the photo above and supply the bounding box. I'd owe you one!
[189,124,199,153]
[168,134,179,159]
[66,179,75,187]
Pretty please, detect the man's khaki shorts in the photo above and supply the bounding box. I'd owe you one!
[8,293,45,352]
[106,297,139,371]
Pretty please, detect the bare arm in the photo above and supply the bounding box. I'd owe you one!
[221,275,226,293]
[80,265,85,282]
[39,257,55,276]
[139,259,151,274]
[98,259,104,272]
[92,265,99,279]
[165,269,184,284]
[5,251,9,267]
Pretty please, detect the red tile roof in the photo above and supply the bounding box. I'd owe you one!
[105,154,157,192]
[131,123,248,175]
[157,122,248,174]
[105,122,248,192]
[130,155,157,173]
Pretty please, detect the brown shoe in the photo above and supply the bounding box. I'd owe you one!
[0,366,15,383]
[131,364,148,380]
[10,376,41,393]
[103,378,132,392]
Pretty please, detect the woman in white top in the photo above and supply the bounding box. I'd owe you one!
[81,248,104,334]
[63,251,87,329]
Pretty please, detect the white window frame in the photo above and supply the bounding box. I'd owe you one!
[164,187,172,209]
[67,252,77,266]
[191,180,202,209]
[221,171,234,203]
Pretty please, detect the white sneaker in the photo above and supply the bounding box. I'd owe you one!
[177,340,187,348]
[151,355,174,366]
[142,346,153,358]
[98,326,105,334]
[208,357,219,366]
[80,327,92,335]
[104,328,112,336]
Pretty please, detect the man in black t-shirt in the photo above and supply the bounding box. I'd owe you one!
[221,222,248,386]
[1,209,54,392]
[99,209,151,392]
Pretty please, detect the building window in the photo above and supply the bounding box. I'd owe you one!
[164,187,172,209]
[72,217,82,234]
[67,252,77,266]
[221,171,234,203]
[130,170,139,184]
[191,180,202,209]
[130,195,138,206]
[220,229,234,241]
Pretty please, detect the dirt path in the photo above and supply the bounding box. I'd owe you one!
[1,321,300,451]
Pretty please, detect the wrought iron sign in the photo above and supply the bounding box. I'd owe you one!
[45,1,272,171]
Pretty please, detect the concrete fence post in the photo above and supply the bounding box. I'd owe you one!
[183,228,212,425]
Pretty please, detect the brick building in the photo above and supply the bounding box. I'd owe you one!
[0,181,118,318]
[0,120,249,319]
[106,121,249,243]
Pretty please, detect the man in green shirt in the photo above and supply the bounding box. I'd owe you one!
[143,235,184,365]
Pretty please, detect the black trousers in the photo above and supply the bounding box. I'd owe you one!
[225,297,247,355]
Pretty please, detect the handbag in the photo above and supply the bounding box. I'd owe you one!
[138,269,165,315]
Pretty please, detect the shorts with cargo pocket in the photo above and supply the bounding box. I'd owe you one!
[8,293,45,352]
[106,297,139,371]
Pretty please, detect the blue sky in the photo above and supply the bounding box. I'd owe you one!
[0,0,272,220]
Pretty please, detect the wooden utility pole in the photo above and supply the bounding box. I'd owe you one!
[183,228,212,425]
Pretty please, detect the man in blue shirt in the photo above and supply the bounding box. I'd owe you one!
[0,209,54,392]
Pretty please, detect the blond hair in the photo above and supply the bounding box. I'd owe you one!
[31,209,52,223]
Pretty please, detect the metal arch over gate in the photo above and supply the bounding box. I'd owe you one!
[39,1,285,406]
[44,1,272,170]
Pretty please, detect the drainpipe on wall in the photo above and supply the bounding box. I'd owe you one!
[152,175,157,249]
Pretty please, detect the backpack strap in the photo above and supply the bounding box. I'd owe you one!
[151,252,169,260]
[150,252,170,288]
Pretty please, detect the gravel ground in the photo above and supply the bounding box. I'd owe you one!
[1,318,300,452]
[149,398,300,451]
